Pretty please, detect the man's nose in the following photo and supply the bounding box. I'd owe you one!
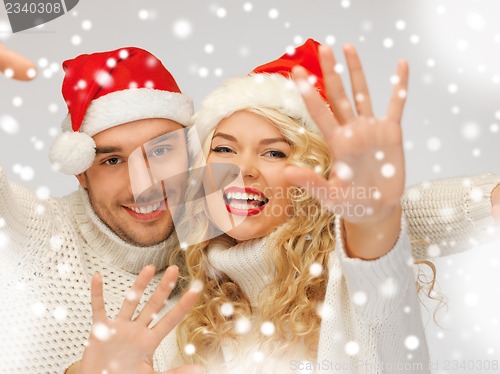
[128,146,163,202]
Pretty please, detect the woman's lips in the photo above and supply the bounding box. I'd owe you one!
[223,186,269,216]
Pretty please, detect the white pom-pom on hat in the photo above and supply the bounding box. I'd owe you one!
[49,132,96,175]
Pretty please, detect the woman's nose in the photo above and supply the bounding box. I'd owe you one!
[237,154,259,178]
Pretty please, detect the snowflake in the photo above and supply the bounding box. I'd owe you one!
[309,263,323,277]
[92,322,111,341]
[0,115,19,135]
[235,317,251,334]
[345,340,359,356]
[184,343,196,355]
[260,321,275,336]
[405,335,420,350]
[220,302,234,317]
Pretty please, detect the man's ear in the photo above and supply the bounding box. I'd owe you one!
[75,173,88,189]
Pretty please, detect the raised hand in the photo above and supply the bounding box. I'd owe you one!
[286,44,409,259]
[78,265,204,374]
[0,43,37,80]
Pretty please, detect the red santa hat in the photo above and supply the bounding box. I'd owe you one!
[50,46,193,175]
[192,38,327,146]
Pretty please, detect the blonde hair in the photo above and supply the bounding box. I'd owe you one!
[176,107,335,368]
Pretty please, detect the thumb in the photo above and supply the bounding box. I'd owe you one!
[284,165,340,210]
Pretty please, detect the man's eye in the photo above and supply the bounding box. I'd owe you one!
[148,146,172,158]
[104,157,123,165]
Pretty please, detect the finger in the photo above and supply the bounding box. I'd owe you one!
[90,272,107,323]
[284,165,346,214]
[152,283,200,341]
[318,44,356,124]
[343,44,374,117]
[292,65,339,140]
[0,45,37,81]
[162,364,206,374]
[386,59,409,124]
[117,264,156,320]
[135,265,179,327]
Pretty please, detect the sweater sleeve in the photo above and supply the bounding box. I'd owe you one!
[402,173,499,259]
[0,166,58,262]
[316,216,430,374]
[0,166,40,228]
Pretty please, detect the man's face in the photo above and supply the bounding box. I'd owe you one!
[76,118,187,247]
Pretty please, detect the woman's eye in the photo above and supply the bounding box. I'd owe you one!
[104,157,123,165]
[265,150,287,159]
[211,146,233,153]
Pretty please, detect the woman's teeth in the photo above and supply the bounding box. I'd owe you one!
[224,191,268,210]
[129,202,161,214]
[225,191,266,202]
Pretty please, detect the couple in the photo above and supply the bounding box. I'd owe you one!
[0,42,498,373]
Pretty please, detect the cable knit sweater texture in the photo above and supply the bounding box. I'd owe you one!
[0,168,180,373]
[207,219,425,374]
[0,168,498,373]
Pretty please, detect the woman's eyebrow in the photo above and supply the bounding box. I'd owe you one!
[212,132,237,142]
[212,132,289,146]
[259,138,289,145]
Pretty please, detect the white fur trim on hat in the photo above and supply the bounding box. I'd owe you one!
[49,132,96,175]
[191,74,319,147]
[61,88,193,136]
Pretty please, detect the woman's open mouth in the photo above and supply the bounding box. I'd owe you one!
[223,186,269,216]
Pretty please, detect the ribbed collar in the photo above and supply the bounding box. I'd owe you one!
[207,235,273,307]
[66,188,177,275]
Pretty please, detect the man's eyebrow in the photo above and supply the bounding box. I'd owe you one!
[147,131,180,146]
[95,146,122,154]
[95,130,183,154]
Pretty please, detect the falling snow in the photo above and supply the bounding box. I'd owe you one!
[0,2,499,369]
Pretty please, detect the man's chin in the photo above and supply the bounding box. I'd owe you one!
[119,222,176,247]
[118,231,171,247]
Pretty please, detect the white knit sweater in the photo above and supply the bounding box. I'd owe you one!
[207,219,427,374]
[0,168,498,373]
[0,167,180,373]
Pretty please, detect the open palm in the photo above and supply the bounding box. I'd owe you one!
[286,44,408,224]
[79,265,203,374]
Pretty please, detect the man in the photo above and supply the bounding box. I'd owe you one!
[0,47,201,373]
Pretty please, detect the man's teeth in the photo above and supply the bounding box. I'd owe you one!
[129,202,161,214]
[225,191,265,202]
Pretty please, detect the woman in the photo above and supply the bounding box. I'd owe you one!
[176,39,427,373]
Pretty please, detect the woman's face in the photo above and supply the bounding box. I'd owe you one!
[205,111,294,242]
